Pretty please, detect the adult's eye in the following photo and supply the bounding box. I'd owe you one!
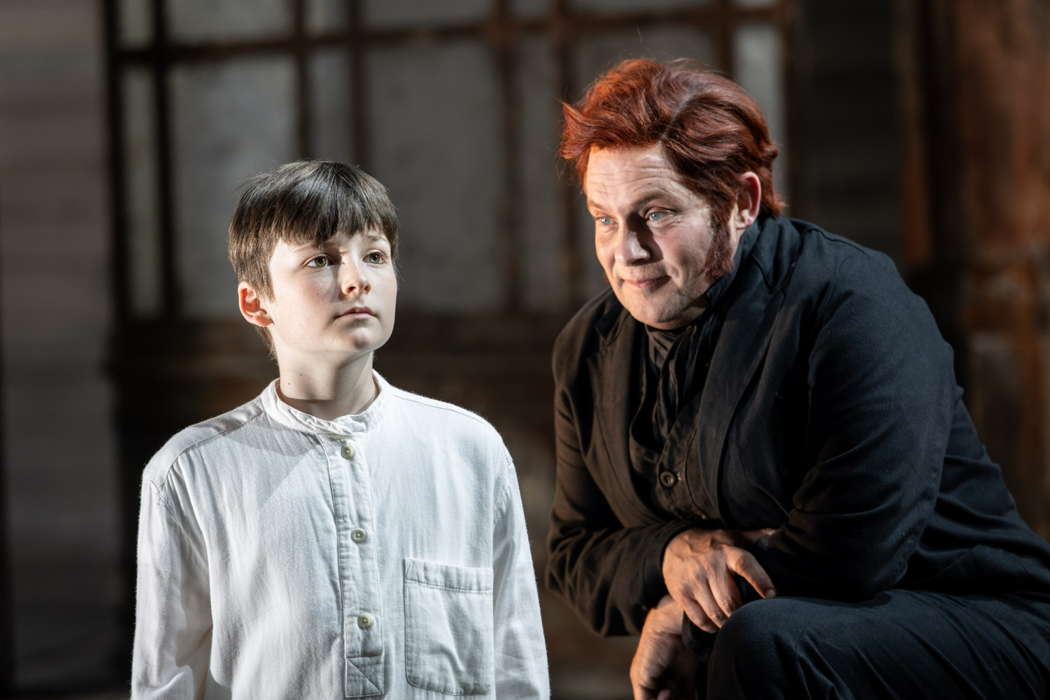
[646,210,670,223]
[595,215,614,226]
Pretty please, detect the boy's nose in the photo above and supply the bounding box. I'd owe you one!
[340,264,371,295]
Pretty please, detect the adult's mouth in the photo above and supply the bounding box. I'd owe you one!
[622,275,669,290]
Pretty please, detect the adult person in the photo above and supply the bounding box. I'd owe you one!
[546,58,1050,699]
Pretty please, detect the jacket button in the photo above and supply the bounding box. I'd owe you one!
[350,528,367,543]
[357,613,374,629]
[659,471,678,487]
[341,443,355,459]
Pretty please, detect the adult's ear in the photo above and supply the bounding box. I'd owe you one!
[730,171,762,233]
[238,282,272,327]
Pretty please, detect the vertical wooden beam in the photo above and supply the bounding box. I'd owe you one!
[151,0,179,314]
[552,0,582,308]
[104,0,130,320]
[348,1,368,169]
[0,187,12,700]
[292,0,312,158]
[492,0,523,312]
[898,0,968,368]
[779,0,800,212]
[715,0,736,77]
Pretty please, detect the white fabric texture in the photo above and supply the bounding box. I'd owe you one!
[132,373,549,699]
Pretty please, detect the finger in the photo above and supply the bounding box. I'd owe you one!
[678,591,717,633]
[693,579,729,630]
[709,567,744,620]
[728,549,776,599]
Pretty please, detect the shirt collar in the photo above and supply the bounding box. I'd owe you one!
[261,371,389,438]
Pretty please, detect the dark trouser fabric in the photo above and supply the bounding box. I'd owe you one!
[692,590,1050,699]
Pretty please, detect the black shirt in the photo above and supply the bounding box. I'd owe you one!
[627,222,762,519]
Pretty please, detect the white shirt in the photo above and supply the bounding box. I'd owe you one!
[132,374,549,699]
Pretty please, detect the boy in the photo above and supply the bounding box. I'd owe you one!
[132,161,549,698]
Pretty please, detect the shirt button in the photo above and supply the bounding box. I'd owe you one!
[357,613,374,630]
[659,471,678,487]
[350,528,367,543]
[341,443,355,459]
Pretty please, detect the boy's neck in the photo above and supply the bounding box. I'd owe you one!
[276,353,379,421]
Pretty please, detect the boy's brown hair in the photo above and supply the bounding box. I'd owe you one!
[228,160,399,349]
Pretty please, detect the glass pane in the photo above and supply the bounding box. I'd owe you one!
[576,26,718,82]
[518,37,563,310]
[119,0,151,46]
[123,68,160,318]
[170,0,290,41]
[368,41,502,311]
[512,0,548,18]
[364,0,490,28]
[308,0,349,33]
[574,0,711,12]
[733,23,787,200]
[172,59,297,317]
[310,50,354,163]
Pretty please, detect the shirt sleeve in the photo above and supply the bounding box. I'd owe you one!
[131,466,212,699]
[749,253,955,599]
[491,453,550,699]
[545,366,694,637]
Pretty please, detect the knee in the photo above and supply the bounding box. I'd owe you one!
[706,599,802,697]
[711,598,792,665]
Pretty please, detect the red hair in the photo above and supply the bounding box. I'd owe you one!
[561,58,783,228]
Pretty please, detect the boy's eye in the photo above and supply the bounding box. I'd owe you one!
[305,254,334,268]
[365,251,388,264]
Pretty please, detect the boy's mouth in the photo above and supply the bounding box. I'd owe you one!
[336,306,375,318]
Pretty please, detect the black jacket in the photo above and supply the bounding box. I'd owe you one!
[546,215,1050,637]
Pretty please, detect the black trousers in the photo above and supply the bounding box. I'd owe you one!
[686,590,1050,699]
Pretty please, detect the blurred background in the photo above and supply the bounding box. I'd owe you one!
[1,0,1048,697]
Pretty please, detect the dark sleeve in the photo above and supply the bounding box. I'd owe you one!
[545,329,694,637]
[750,253,955,599]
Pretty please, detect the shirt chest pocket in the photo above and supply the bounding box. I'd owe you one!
[403,558,495,696]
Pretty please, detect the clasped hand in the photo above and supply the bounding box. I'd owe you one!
[662,528,776,633]
[630,529,776,699]
[629,595,692,700]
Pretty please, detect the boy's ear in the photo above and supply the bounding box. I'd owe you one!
[238,282,273,327]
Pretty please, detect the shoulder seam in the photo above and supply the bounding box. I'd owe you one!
[145,407,269,488]
[387,387,491,428]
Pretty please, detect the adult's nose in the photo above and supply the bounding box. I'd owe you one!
[614,225,651,265]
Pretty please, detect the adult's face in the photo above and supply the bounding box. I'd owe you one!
[585,143,740,330]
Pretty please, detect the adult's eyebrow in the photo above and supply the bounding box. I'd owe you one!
[586,192,671,212]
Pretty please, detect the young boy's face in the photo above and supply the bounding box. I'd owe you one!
[242,229,397,364]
